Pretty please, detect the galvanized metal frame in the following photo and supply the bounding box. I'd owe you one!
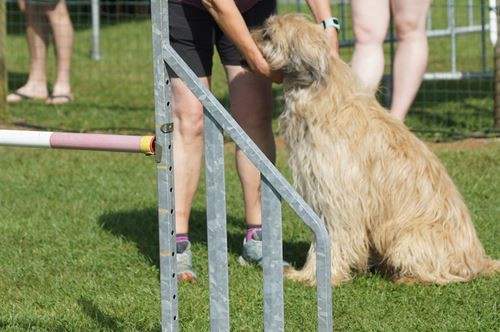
[151,0,332,331]
[150,0,178,330]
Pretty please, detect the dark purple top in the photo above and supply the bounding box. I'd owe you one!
[175,0,261,13]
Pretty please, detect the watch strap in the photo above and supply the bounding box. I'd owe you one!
[321,17,340,32]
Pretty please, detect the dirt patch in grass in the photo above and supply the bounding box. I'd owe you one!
[425,138,500,152]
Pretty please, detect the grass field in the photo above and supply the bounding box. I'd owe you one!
[2,2,499,331]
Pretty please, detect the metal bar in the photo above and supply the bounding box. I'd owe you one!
[469,0,474,25]
[449,0,458,73]
[423,71,494,80]
[261,176,284,332]
[150,0,178,331]
[387,18,395,107]
[0,130,155,154]
[164,45,332,332]
[204,112,230,332]
[490,0,498,45]
[91,0,101,60]
[495,0,500,128]
[484,0,491,74]
[427,4,433,31]
[340,0,347,41]
[0,0,6,121]
[426,24,490,37]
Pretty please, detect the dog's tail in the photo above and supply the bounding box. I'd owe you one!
[478,258,500,276]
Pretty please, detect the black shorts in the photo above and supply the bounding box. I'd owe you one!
[167,0,276,77]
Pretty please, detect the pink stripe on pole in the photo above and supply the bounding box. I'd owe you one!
[50,133,145,153]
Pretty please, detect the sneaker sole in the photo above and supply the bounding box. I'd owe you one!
[238,255,254,267]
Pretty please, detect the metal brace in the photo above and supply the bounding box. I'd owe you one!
[155,142,163,163]
[160,122,174,133]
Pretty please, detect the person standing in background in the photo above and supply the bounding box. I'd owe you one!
[7,0,73,105]
[350,0,431,121]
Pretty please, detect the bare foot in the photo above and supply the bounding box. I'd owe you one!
[7,85,48,103]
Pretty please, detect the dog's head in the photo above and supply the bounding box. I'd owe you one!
[252,14,331,86]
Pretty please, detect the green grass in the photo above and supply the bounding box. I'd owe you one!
[0,140,499,331]
[1,2,499,331]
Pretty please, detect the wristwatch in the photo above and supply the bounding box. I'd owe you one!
[321,17,340,32]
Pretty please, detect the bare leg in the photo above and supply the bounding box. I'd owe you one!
[389,0,431,120]
[46,0,74,104]
[350,0,391,92]
[172,77,209,234]
[7,3,50,101]
[225,65,275,227]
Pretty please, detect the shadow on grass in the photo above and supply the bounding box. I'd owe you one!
[78,297,121,331]
[7,72,29,92]
[97,207,310,269]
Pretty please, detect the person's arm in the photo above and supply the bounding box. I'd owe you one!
[305,0,339,57]
[17,0,26,12]
[201,0,283,82]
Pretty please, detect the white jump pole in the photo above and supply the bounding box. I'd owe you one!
[0,130,155,154]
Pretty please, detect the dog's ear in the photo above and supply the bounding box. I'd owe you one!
[254,14,331,86]
[283,15,331,85]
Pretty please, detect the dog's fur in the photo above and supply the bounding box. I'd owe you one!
[252,14,500,286]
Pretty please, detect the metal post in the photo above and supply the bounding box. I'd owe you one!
[91,0,101,60]
[386,18,395,107]
[339,0,347,41]
[204,112,230,331]
[150,0,178,331]
[427,4,433,31]
[482,0,488,72]
[0,0,6,121]
[448,0,458,73]
[495,0,500,127]
[468,0,474,25]
[261,177,284,331]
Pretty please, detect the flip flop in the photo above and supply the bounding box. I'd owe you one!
[7,91,46,103]
[46,94,73,105]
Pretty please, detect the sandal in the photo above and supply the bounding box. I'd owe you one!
[7,91,47,103]
[46,94,73,105]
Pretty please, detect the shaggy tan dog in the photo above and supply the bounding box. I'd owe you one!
[252,14,499,286]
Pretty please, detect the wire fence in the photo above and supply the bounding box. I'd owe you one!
[5,0,499,136]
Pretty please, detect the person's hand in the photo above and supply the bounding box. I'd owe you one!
[17,0,26,12]
[256,61,283,84]
[246,51,283,83]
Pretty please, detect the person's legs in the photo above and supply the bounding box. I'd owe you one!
[167,1,217,282]
[7,3,50,101]
[350,0,391,92]
[225,65,275,228]
[171,77,208,283]
[389,0,431,121]
[172,77,208,236]
[46,0,73,104]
